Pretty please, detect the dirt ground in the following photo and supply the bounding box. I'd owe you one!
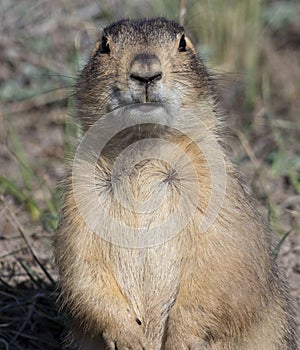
[0,1,299,349]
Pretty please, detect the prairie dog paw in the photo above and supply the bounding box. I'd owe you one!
[103,325,153,350]
[164,334,206,350]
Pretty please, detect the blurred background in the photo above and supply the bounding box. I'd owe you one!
[0,0,299,348]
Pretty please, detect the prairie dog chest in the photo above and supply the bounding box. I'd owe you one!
[96,145,201,242]
[109,241,183,314]
[97,157,189,309]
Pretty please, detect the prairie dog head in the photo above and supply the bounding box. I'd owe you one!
[76,18,217,130]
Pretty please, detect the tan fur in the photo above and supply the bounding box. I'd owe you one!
[55,18,297,349]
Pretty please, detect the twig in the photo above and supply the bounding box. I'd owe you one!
[1,200,55,286]
[0,246,28,260]
[179,0,187,26]
[233,128,261,170]
[9,296,35,345]
[1,88,69,115]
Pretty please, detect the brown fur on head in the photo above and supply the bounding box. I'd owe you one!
[76,18,216,131]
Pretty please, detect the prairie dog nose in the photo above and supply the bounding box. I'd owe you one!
[130,53,162,84]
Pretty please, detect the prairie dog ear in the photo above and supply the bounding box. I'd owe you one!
[91,40,101,57]
[177,33,196,54]
[185,36,196,53]
[91,35,112,57]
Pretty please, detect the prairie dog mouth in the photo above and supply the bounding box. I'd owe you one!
[124,102,166,114]
[120,102,172,126]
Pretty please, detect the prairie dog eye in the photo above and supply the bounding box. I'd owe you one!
[178,34,187,52]
[96,35,110,54]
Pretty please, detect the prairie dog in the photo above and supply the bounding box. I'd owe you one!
[55,18,297,349]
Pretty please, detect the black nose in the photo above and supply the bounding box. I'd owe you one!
[130,53,162,85]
